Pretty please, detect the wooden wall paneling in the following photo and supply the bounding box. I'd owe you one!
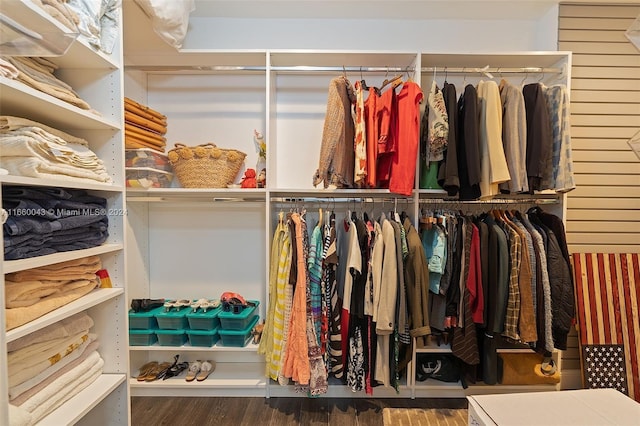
[559,3,640,389]
[558,2,640,260]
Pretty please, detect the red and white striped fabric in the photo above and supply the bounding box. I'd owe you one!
[572,253,640,402]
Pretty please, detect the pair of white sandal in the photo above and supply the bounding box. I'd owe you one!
[185,360,215,382]
[190,298,220,313]
[163,299,191,311]
[163,299,220,312]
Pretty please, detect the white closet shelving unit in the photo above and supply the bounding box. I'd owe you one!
[412,51,572,398]
[123,1,572,399]
[0,1,129,424]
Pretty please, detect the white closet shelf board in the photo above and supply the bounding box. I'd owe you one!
[130,342,260,352]
[416,346,453,354]
[267,382,412,399]
[421,52,571,69]
[36,374,126,426]
[126,188,267,202]
[418,189,449,196]
[53,36,120,69]
[269,50,417,70]
[413,382,560,398]
[418,193,562,205]
[3,243,124,274]
[269,188,416,199]
[0,78,120,130]
[8,0,121,71]
[129,362,267,397]
[465,383,561,395]
[0,175,123,193]
[125,50,267,70]
[6,287,124,342]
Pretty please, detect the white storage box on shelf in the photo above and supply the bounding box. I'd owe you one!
[125,148,172,172]
[467,389,640,426]
[0,0,78,56]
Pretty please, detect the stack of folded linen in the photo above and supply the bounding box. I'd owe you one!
[0,116,113,184]
[1,56,93,111]
[30,0,80,31]
[124,97,168,153]
[4,256,103,330]
[7,312,104,426]
[3,186,109,261]
[64,0,121,54]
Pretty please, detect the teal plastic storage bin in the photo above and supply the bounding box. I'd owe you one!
[156,329,187,346]
[155,309,189,330]
[129,329,157,346]
[187,306,222,330]
[187,328,220,347]
[128,306,164,329]
[218,315,259,347]
[218,300,260,331]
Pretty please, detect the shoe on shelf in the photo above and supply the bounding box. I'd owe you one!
[141,298,165,311]
[173,299,192,311]
[190,299,209,312]
[196,360,215,382]
[163,300,176,312]
[185,360,202,382]
[144,361,172,382]
[132,298,166,312]
[155,354,180,381]
[136,361,158,381]
[198,299,220,313]
[164,362,189,380]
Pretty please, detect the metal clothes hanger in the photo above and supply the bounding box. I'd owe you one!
[380,66,403,91]
[360,66,369,90]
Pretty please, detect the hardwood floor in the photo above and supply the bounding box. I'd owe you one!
[131,397,468,425]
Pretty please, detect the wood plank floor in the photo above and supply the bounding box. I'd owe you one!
[131,397,467,425]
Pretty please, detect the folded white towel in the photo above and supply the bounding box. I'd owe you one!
[19,351,104,425]
[0,156,112,183]
[0,125,112,183]
[9,336,97,401]
[8,404,32,426]
[8,331,91,388]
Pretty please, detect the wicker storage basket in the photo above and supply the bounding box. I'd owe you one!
[167,143,246,188]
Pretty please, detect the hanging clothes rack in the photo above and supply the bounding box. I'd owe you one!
[126,64,564,79]
[271,196,413,204]
[126,65,417,73]
[128,65,562,73]
[420,66,563,74]
[418,196,560,205]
